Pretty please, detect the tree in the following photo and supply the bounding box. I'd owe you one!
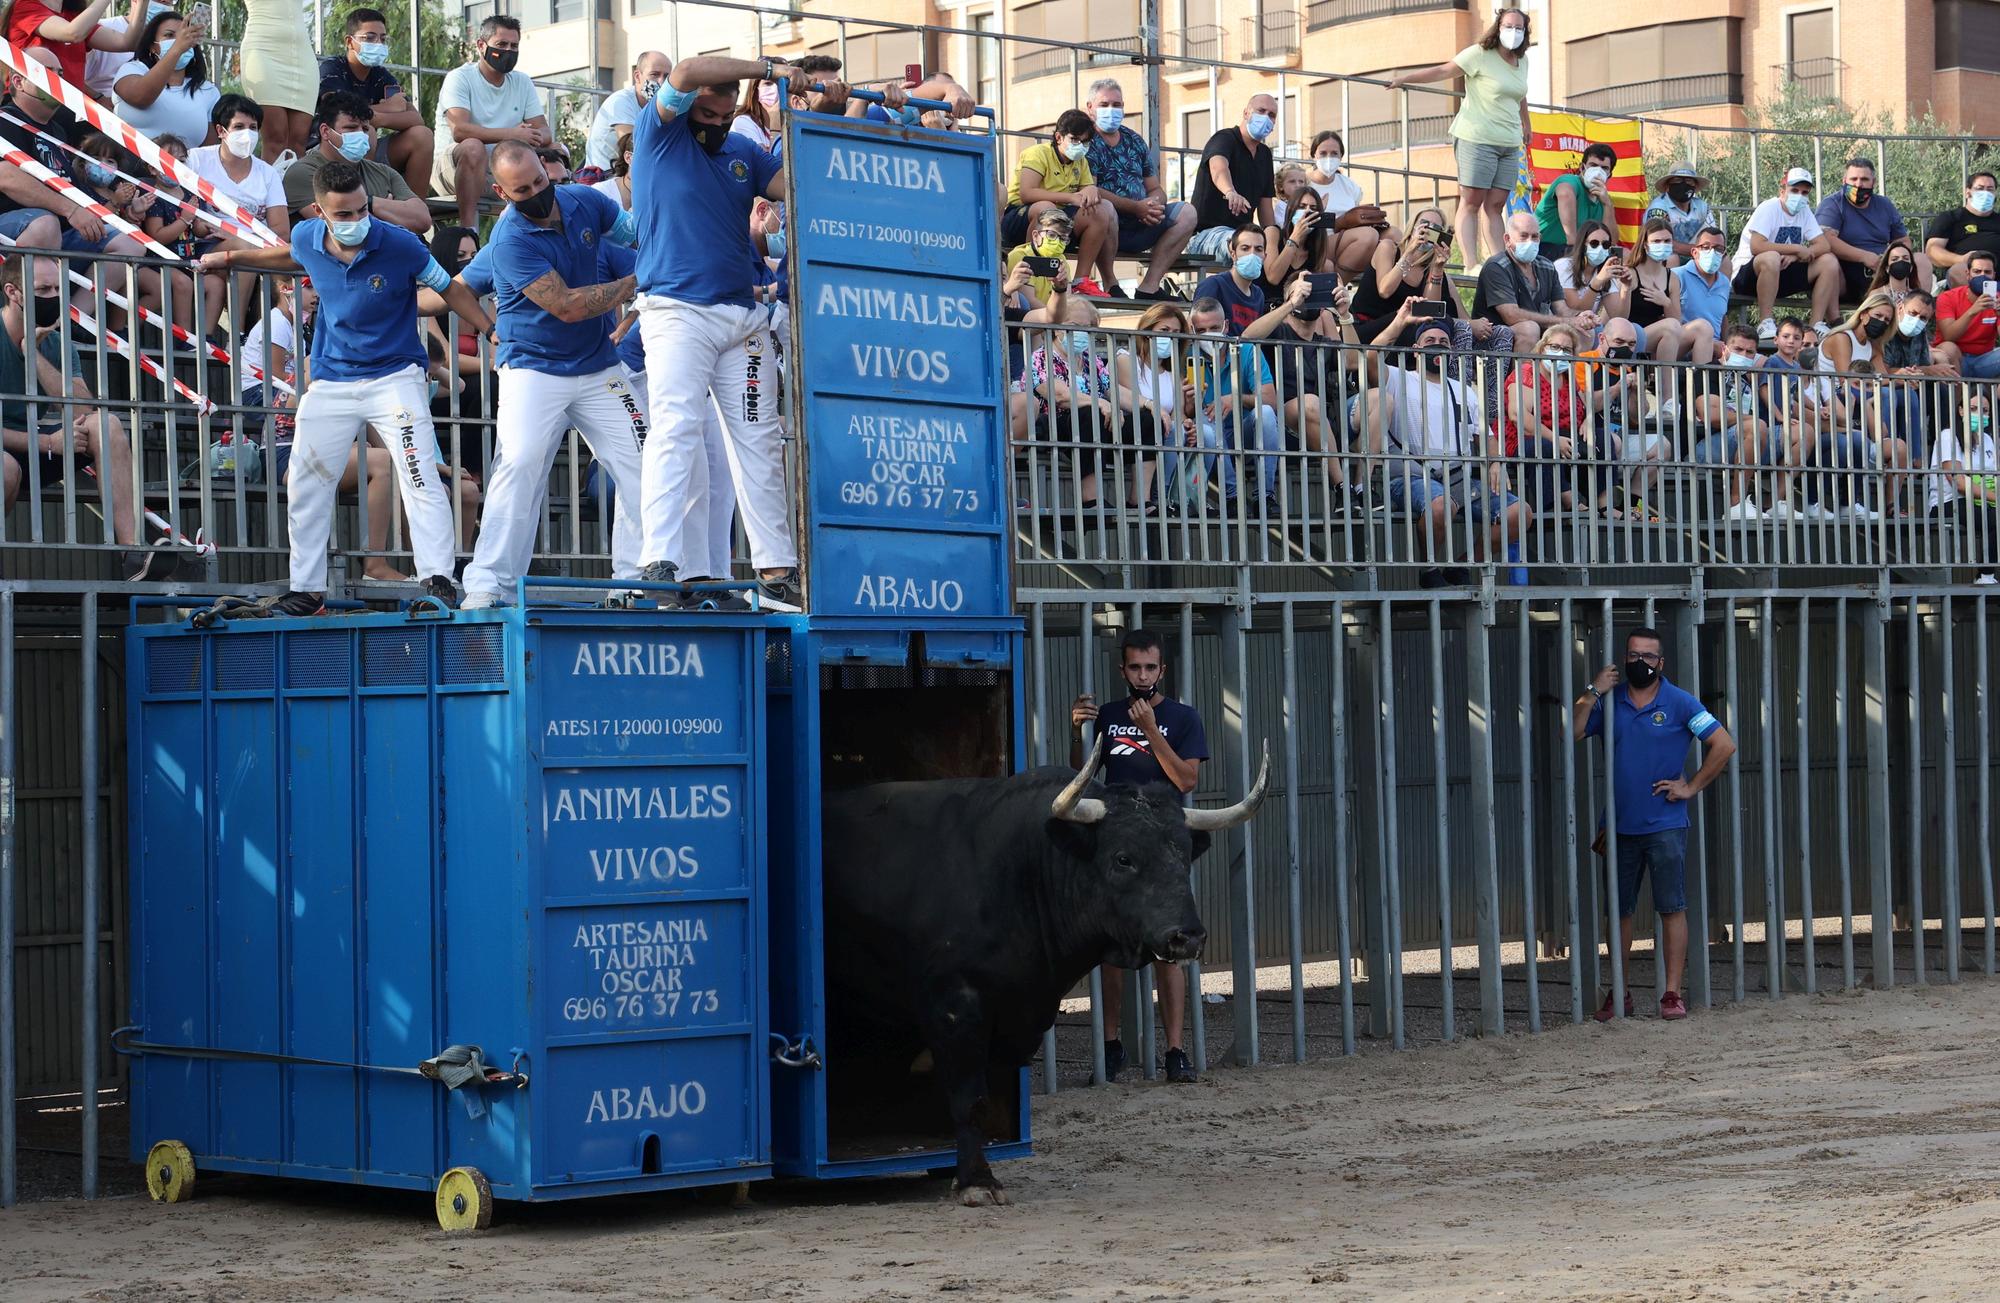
[1642,80,1994,234]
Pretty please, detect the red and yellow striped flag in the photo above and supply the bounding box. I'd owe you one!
[1527,112,1646,245]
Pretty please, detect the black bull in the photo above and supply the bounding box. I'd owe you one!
[820,740,1270,1204]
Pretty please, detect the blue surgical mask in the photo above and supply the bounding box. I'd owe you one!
[1152,335,1174,360]
[355,40,390,68]
[1510,238,1540,263]
[328,215,372,246]
[172,47,193,71]
[1723,352,1754,369]
[1234,253,1263,280]
[765,227,785,259]
[1068,330,1093,352]
[1973,190,1997,216]
[1585,245,1610,267]
[337,129,371,161]
[428,379,440,401]
[1246,112,1275,142]
[1695,248,1722,275]
[1095,106,1123,134]
[1646,241,1673,262]
[1783,192,1808,215]
[82,161,114,187]
[146,1,171,18]
[1898,313,1927,337]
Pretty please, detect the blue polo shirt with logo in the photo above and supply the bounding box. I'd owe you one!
[290,217,447,382]
[1583,676,1723,835]
[1672,261,1732,336]
[631,102,781,306]
[486,184,638,374]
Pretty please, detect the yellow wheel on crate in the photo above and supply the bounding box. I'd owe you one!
[435,1166,493,1232]
[144,1139,195,1203]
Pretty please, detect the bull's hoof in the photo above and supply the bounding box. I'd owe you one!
[955,1182,1010,1207]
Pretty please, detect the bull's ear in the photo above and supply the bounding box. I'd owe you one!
[1045,818,1097,860]
[1188,829,1213,860]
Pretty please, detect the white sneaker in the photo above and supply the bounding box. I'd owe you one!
[1767,500,1797,521]
[1758,317,1778,341]
[1797,502,1837,522]
[1813,320,1834,340]
[461,590,508,610]
[1725,499,1765,521]
[1839,502,1881,523]
[1976,573,1998,586]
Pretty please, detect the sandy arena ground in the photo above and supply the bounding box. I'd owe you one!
[10,975,2000,1301]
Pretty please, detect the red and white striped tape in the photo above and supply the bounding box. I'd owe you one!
[0,145,179,260]
[67,300,216,415]
[76,267,296,395]
[0,40,280,247]
[0,110,261,246]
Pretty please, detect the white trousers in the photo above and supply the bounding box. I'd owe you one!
[623,364,736,579]
[636,297,796,572]
[463,364,653,599]
[288,364,453,592]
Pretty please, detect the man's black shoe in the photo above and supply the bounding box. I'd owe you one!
[757,569,803,612]
[1418,567,1447,589]
[419,575,459,608]
[1164,1047,1198,1083]
[1101,1038,1125,1084]
[1441,566,1471,586]
[255,590,327,618]
[639,560,678,585]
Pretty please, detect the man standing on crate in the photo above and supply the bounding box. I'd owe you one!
[1572,626,1737,1023]
[203,159,493,615]
[457,141,658,610]
[1069,628,1211,1083]
[628,52,831,611]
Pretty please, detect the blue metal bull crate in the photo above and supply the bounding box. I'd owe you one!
[764,615,1032,1179]
[122,603,769,1226]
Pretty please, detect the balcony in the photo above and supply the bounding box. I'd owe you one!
[462,0,515,27]
[1347,113,1453,155]
[1569,72,1744,116]
[1776,56,1846,103]
[1243,6,1301,60]
[1013,36,1141,82]
[1172,24,1223,67]
[1305,0,1465,32]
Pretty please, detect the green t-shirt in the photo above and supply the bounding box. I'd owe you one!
[1536,174,1606,250]
[1449,44,1529,148]
[0,325,79,433]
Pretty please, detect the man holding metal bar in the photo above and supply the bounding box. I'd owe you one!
[201,159,493,616]
[1574,628,1737,1022]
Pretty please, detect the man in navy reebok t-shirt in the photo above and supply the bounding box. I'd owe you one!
[1069,628,1211,1084]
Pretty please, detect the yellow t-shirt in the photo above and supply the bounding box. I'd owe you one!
[1005,243,1057,304]
[1007,141,1094,208]
[1449,44,1529,148]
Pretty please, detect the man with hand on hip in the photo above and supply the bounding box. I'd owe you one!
[1573,626,1737,1023]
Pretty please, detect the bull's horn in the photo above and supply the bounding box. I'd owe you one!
[1184,742,1271,832]
[1051,737,1108,824]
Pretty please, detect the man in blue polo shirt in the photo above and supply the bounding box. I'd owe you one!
[1672,224,1733,342]
[459,141,653,610]
[205,159,493,615]
[1069,628,1211,1084]
[631,51,826,610]
[1573,626,1738,1023]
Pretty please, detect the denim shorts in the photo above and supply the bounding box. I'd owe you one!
[1117,201,1188,253]
[1455,138,1522,190]
[1615,826,1689,918]
[1381,465,1518,521]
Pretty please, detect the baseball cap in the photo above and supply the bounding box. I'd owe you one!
[1784,166,1815,188]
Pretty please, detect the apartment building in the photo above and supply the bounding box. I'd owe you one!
[486,0,2000,199]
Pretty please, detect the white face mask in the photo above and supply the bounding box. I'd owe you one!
[1315,154,1342,173]
[1583,165,1609,187]
[224,127,259,159]
[1499,25,1526,50]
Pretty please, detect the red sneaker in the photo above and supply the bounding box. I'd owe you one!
[1593,990,1635,1022]
[1660,991,1689,1021]
[1072,277,1107,298]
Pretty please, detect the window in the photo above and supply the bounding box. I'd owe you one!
[1172,107,1212,198]
[1564,19,1743,113]
[631,0,660,14]
[1939,0,2000,73]
[1342,67,1454,154]
[1787,9,1835,65]
[1014,0,1137,78]
[809,30,922,86]
[971,11,999,105]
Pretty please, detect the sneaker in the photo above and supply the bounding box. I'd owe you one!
[1593,989,1635,1023]
[1660,990,1689,1021]
[1838,502,1881,523]
[1101,1038,1125,1083]
[1417,567,1447,589]
[1072,277,1107,298]
[756,568,803,612]
[1767,500,1797,522]
[122,547,183,583]
[1163,1047,1198,1084]
[1758,316,1778,341]
[1812,320,1834,340]
[677,582,753,612]
[1440,565,1471,586]
[1797,501,1837,522]
[419,575,459,609]
[460,590,507,611]
[1724,499,1765,521]
[1977,573,1999,586]
[252,590,327,619]
[638,560,678,586]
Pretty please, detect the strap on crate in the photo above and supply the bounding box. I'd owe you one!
[113,1028,530,1100]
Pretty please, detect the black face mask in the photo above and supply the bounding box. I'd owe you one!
[1604,344,1634,360]
[1887,259,1915,281]
[1863,317,1891,340]
[24,290,60,328]
[512,183,557,220]
[691,120,728,154]
[1420,345,1450,370]
[1667,183,1693,202]
[1623,658,1659,689]
[483,47,518,74]
[1129,682,1157,703]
